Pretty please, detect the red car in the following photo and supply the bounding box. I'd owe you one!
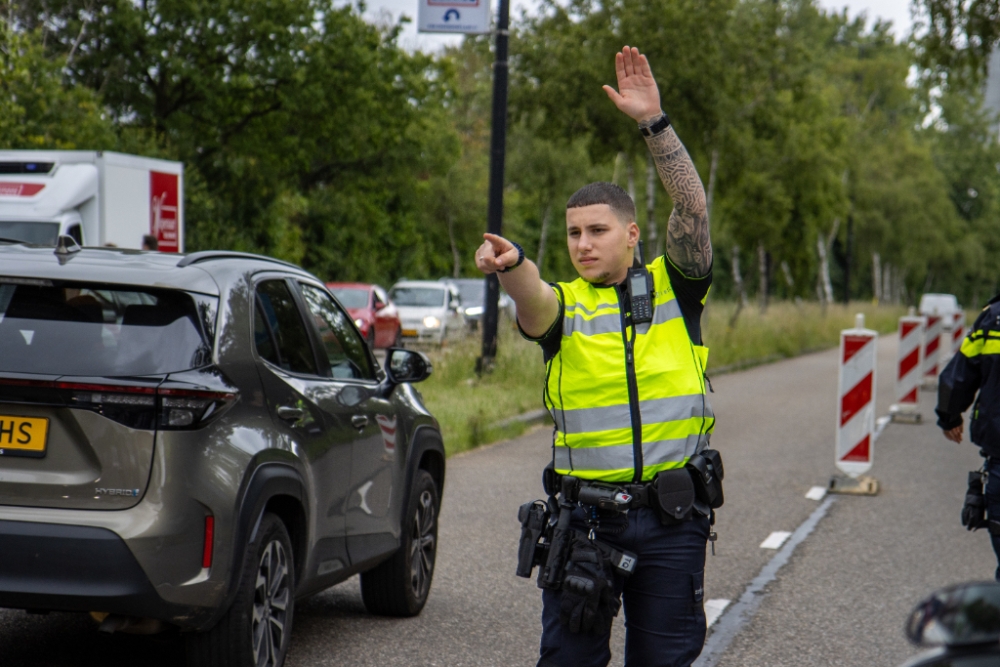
[326,282,402,349]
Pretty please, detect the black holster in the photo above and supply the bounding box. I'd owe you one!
[963,470,989,531]
[516,500,550,578]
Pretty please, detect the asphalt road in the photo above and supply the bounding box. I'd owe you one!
[1,332,995,666]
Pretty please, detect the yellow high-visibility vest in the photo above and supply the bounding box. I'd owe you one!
[545,256,714,483]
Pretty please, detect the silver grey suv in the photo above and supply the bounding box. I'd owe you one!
[0,242,445,667]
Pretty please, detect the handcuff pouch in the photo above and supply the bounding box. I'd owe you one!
[654,468,695,523]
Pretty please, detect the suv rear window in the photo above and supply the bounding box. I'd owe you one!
[0,280,215,376]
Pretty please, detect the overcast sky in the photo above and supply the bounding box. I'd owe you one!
[356,0,917,53]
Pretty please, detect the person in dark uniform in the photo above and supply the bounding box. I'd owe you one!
[937,296,1000,579]
[475,46,716,667]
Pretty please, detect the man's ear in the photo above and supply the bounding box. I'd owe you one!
[626,221,640,247]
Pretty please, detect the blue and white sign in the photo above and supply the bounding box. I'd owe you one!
[418,0,491,34]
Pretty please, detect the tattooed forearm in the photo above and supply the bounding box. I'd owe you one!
[642,123,712,278]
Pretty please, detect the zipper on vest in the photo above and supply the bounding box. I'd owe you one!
[618,287,643,482]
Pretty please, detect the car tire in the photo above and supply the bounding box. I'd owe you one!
[186,513,295,667]
[360,470,439,617]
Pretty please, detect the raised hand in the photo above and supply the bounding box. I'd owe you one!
[602,46,661,123]
[475,233,520,275]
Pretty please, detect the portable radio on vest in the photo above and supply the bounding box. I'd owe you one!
[627,241,654,324]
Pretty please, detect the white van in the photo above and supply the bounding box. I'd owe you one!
[919,293,962,330]
[0,151,183,250]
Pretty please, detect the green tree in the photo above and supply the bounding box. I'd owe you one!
[0,23,115,150]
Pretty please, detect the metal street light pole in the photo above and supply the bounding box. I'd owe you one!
[477,0,510,373]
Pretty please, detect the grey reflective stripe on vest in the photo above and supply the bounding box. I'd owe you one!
[564,301,619,317]
[553,433,710,471]
[553,394,711,434]
[564,311,621,336]
[635,298,683,335]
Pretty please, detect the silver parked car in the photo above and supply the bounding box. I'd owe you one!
[389,280,464,345]
[441,278,516,331]
[0,241,445,667]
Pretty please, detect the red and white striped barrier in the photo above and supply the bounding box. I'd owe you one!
[950,311,966,357]
[836,314,878,477]
[922,315,942,384]
[890,313,925,423]
[893,315,925,412]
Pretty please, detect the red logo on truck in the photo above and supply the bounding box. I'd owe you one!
[0,183,45,197]
[150,172,179,253]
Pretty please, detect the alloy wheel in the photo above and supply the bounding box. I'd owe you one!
[409,489,436,601]
[252,540,291,667]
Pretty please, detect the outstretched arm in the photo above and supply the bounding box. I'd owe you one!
[603,46,712,278]
[474,233,560,338]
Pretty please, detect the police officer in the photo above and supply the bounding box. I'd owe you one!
[475,46,715,667]
[937,297,1000,580]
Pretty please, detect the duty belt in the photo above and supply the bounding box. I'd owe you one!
[559,476,657,512]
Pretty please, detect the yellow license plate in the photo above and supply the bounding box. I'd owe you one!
[0,415,49,458]
[402,329,418,337]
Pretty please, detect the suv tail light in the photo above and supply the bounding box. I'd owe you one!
[0,377,237,431]
[158,388,237,430]
[65,381,158,430]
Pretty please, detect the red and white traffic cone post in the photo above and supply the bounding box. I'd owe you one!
[889,311,925,423]
[949,311,966,360]
[921,315,943,390]
[830,314,880,495]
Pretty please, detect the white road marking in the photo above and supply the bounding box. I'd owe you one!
[760,531,792,550]
[19,330,33,345]
[805,486,828,501]
[705,599,731,628]
[874,415,892,441]
[695,498,836,667]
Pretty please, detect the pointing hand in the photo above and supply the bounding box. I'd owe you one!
[475,234,519,275]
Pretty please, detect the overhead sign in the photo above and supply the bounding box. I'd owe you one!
[418,0,492,34]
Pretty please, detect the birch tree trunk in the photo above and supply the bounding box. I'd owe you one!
[758,242,769,314]
[447,212,461,279]
[882,264,899,304]
[872,252,882,303]
[626,154,636,204]
[816,218,839,309]
[535,203,552,271]
[706,149,719,221]
[729,245,746,328]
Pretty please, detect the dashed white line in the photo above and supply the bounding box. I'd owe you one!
[705,599,731,628]
[759,531,792,550]
[805,486,828,501]
[694,497,837,667]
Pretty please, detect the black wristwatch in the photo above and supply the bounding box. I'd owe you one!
[499,242,525,273]
[639,112,671,137]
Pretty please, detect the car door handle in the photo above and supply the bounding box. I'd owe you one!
[277,405,305,421]
[351,414,369,429]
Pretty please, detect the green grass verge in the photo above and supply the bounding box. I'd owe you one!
[703,301,908,371]
[419,301,908,456]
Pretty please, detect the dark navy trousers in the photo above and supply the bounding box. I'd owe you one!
[985,458,1000,580]
[537,505,709,667]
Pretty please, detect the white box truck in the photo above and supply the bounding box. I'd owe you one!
[0,150,183,251]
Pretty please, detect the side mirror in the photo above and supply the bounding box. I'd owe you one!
[906,582,1000,648]
[385,348,433,384]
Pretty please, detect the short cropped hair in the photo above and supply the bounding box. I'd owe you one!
[566,182,636,223]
